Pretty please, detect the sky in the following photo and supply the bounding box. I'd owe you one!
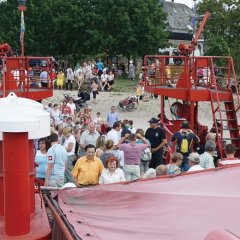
[172,0,200,9]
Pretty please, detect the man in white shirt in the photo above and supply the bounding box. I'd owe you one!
[79,122,100,157]
[105,121,124,167]
[106,121,121,145]
[187,152,204,172]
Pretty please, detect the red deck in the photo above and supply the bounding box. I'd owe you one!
[0,194,51,239]
[55,165,240,240]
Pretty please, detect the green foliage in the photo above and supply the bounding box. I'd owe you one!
[197,0,240,70]
[0,0,168,62]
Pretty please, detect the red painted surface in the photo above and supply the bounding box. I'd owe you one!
[3,132,30,235]
[0,141,3,216]
[56,166,240,240]
[0,195,51,239]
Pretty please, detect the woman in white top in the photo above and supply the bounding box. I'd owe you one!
[51,104,61,126]
[62,126,76,183]
[99,156,126,184]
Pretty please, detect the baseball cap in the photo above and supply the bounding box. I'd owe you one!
[148,117,159,124]
[188,152,200,163]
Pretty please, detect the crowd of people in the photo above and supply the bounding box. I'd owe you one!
[34,96,240,188]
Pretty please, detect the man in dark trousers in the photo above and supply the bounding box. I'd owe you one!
[145,117,167,169]
[171,120,199,171]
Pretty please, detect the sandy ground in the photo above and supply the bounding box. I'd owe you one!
[42,89,239,137]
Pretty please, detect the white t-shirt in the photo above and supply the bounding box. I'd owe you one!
[106,129,121,145]
[101,73,108,82]
[99,168,126,184]
[63,134,76,156]
[67,68,74,80]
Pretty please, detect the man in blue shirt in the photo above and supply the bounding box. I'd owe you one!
[45,133,68,187]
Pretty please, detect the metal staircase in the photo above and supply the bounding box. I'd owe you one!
[210,58,240,158]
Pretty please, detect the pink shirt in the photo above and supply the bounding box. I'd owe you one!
[118,142,148,165]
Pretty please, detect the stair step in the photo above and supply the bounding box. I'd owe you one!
[223,128,240,131]
[222,138,240,141]
[216,119,236,121]
[221,109,235,112]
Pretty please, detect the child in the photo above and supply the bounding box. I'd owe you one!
[91,78,99,104]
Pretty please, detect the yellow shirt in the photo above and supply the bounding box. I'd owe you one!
[72,156,104,185]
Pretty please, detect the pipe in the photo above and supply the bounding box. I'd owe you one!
[43,194,76,240]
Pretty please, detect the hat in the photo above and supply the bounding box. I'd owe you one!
[148,117,159,124]
[188,153,200,163]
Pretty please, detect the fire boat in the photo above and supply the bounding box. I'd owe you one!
[0,3,240,239]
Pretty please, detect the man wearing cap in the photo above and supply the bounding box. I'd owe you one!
[145,117,167,169]
[45,133,68,187]
[187,152,204,172]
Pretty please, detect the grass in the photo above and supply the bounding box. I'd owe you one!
[111,77,137,93]
[79,77,137,93]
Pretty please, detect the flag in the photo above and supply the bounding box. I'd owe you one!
[20,11,25,43]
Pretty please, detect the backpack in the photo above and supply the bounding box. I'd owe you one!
[179,134,189,154]
[141,147,152,161]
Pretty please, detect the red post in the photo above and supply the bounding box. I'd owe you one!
[3,132,30,236]
[29,139,35,213]
[0,141,3,216]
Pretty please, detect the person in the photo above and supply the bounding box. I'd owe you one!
[197,132,220,167]
[60,100,71,116]
[107,106,119,128]
[66,97,76,118]
[45,133,68,187]
[71,144,104,187]
[99,156,126,184]
[66,65,74,91]
[95,135,105,158]
[142,165,167,179]
[105,121,121,145]
[76,69,84,90]
[135,128,151,175]
[166,152,183,175]
[171,120,199,171]
[128,120,136,133]
[108,70,114,90]
[51,104,61,126]
[117,133,149,181]
[199,140,216,169]
[39,70,49,87]
[56,69,65,90]
[91,78,99,104]
[187,152,204,172]
[100,69,109,91]
[145,117,167,169]
[218,143,240,166]
[62,126,76,168]
[96,59,104,77]
[79,122,100,157]
[35,138,51,182]
[128,60,135,80]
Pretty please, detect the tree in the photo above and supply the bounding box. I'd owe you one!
[0,0,168,62]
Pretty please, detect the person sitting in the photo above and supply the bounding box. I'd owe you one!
[99,156,126,184]
[71,144,104,187]
[187,152,204,172]
[199,140,216,169]
[166,152,183,175]
[218,144,240,166]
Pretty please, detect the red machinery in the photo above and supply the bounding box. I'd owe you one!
[0,44,54,100]
[144,12,240,157]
